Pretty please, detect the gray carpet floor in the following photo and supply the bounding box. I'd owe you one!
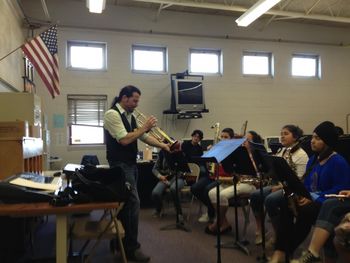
[28,200,309,263]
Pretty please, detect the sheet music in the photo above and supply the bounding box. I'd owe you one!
[9,176,60,192]
[201,138,246,163]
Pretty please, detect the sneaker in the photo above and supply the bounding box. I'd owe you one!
[255,233,262,245]
[126,248,151,262]
[152,210,162,218]
[178,214,185,224]
[198,213,210,223]
[265,236,276,249]
[291,250,321,263]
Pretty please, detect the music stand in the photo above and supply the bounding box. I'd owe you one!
[220,146,257,256]
[160,150,191,232]
[264,155,311,200]
[261,154,311,263]
[198,138,246,263]
[247,142,271,263]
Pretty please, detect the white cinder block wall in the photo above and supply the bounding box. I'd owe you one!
[2,2,350,165]
[0,0,25,91]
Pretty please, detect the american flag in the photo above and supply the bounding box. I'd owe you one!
[22,25,60,98]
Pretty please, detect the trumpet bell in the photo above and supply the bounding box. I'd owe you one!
[134,108,178,149]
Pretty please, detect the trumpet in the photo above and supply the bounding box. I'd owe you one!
[134,109,178,149]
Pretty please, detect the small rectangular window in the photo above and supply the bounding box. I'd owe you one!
[189,49,222,74]
[242,51,273,76]
[132,45,167,73]
[292,54,320,78]
[67,41,107,70]
[67,94,107,145]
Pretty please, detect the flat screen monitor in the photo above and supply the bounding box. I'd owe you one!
[175,79,205,112]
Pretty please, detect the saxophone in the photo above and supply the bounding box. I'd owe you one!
[283,142,300,176]
[282,142,302,216]
[208,123,220,175]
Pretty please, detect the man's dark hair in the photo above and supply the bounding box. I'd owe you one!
[110,85,141,107]
[191,129,203,140]
[222,128,234,139]
[247,130,263,144]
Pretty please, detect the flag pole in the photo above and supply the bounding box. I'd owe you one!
[0,46,23,62]
[0,25,53,63]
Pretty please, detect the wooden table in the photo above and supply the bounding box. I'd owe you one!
[0,202,120,263]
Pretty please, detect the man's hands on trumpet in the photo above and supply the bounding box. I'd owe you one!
[141,115,157,133]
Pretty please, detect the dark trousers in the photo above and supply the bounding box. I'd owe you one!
[190,176,217,218]
[275,199,321,256]
[109,161,140,253]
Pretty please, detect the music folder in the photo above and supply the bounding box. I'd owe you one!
[200,138,246,163]
[8,172,61,192]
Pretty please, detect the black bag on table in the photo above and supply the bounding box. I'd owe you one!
[69,165,131,203]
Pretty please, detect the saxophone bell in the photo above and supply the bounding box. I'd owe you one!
[211,122,220,129]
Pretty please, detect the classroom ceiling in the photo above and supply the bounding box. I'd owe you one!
[17,0,350,29]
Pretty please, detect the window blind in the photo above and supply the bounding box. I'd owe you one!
[67,95,107,127]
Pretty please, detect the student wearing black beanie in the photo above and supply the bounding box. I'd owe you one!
[269,121,350,263]
[313,121,338,149]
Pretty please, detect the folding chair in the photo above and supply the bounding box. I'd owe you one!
[70,203,126,263]
[228,195,251,242]
[181,163,201,221]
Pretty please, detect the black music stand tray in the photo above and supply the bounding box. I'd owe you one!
[258,154,312,263]
[160,151,191,232]
[198,138,246,263]
[220,145,258,256]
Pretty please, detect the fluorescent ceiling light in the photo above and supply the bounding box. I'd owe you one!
[235,0,281,27]
[86,0,106,13]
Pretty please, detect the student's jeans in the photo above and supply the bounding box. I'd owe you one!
[151,176,185,215]
[315,198,350,258]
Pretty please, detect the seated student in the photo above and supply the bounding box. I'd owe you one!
[190,128,234,223]
[291,190,350,263]
[151,149,185,219]
[269,121,350,263]
[181,129,208,184]
[250,125,309,245]
[205,130,262,235]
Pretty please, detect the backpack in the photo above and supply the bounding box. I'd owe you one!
[68,165,131,203]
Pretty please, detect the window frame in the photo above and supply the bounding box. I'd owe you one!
[67,40,107,71]
[131,44,168,74]
[242,51,274,77]
[291,53,321,78]
[67,94,107,146]
[189,48,222,75]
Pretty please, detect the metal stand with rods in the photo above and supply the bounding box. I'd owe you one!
[160,162,191,232]
[220,171,250,256]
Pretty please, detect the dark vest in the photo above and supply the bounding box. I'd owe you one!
[104,105,138,165]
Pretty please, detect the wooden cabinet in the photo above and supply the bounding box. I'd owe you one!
[0,137,43,180]
[0,93,44,180]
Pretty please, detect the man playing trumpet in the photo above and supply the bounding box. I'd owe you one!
[104,85,170,262]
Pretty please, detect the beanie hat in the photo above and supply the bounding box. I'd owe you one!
[313,121,338,148]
